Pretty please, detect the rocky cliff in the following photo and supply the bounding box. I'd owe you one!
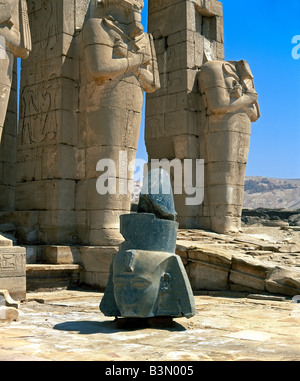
[243,177,300,209]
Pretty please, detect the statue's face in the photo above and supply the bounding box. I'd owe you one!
[123,0,144,37]
[95,0,144,37]
[113,251,168,317]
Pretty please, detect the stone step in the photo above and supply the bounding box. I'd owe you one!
[26,264,83,292]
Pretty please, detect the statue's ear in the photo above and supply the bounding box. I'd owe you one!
[169,256,196,318]
[160,273,171,293]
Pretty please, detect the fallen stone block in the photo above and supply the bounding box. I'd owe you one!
[230,254,273,292]
[265,267,300,297]
[0,289,19,309]
[0,306,19,322]
[186,260,230,291]
[233,236,280,252]
[184,244,233,291]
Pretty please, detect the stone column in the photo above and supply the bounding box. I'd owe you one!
[15,0,84,245]
[0,0,31,212]
[77,0,160,247]
[146,0,224,228]
[198,59,260,233]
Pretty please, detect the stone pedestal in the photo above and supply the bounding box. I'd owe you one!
[0,246,26,300]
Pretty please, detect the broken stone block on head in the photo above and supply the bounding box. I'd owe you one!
[100,168,196,320]
[137,167,177,221]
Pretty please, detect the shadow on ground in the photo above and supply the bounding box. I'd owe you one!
[53,319,186,334]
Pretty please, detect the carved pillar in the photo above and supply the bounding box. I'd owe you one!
[0,60,17,211]
[198,60,260,233]
[146,0,224,228]
[15,0,88,244]
[77,0,160,246]
[0,0,31,212]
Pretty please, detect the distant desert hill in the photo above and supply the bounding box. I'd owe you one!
[243,177,300,210]
[132,176,300,210]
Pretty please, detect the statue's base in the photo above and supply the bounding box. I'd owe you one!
[115,316,175,329]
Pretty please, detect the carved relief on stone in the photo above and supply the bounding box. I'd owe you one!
[198,60,260,234]
[19,82,59,148]
[79,0,160,245]
[0,251,26,274]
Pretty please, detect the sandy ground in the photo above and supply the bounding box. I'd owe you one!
[0,289,299,362]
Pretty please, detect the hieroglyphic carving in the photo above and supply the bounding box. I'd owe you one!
[0,252,26,273]
[19,81,60,147]
[28,0,59,52]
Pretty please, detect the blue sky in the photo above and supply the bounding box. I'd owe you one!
[137,0,300,179]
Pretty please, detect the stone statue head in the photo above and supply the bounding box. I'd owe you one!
[93,0,144,37]
[199,60,255,97]
[100,249,196,318]
[198,59,260,121]
[223,60,255,97]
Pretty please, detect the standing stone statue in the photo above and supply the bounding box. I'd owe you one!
[0,0,31,138]
[198,60,260,234]
[100,168,196,319]
[79,0,160,245]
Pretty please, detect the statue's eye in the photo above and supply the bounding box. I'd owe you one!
[134,282,147,289]
[114,280,125,289]
[133,278,151,289]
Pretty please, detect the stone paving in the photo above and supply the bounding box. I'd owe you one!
[0,289,299,361]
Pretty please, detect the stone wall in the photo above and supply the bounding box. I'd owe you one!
[14,0,87,245]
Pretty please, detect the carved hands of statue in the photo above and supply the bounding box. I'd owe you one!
[131,34,160,92]
[127,49,149,71]
[230,81,243,99]
[127,35,152,70]
[230,85,260,121]
[240,88,258,104]
[199,60,260,121]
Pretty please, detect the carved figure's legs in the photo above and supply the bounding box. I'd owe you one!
[205,113,251,234]
[79,78,143,245]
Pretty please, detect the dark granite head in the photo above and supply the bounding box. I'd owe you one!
[99,168,195,320]
[100,249,196,318]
